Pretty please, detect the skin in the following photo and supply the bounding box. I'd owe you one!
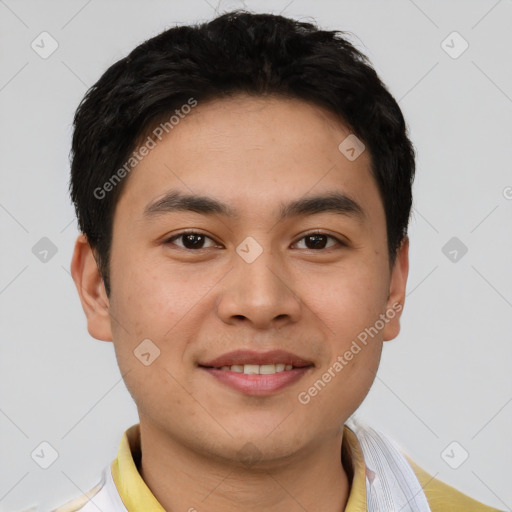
[71,94,409,512]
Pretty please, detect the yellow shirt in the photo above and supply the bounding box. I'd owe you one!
[54,423,503,512]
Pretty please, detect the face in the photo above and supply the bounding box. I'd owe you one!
[72,94,408,465]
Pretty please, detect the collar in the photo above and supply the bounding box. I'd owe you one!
[110,423,367,511]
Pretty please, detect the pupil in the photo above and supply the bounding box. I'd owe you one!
[184,233,204,248]
[307,234,326,249]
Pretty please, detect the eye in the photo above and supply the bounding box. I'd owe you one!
[164,231,219,250]
[293,232,345,250]
[164,230,346,251]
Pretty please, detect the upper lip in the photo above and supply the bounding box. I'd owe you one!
[199,350,314,368]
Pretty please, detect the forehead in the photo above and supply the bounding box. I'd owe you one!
[115,94,382,225]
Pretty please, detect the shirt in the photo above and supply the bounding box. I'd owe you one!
[51,423,503,512]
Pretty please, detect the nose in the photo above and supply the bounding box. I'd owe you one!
[215,243,302,330]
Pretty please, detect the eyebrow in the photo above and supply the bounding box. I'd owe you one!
[143,189,366,223]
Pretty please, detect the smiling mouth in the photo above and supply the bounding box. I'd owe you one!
[198,349,315,394]
[200,363,302,374]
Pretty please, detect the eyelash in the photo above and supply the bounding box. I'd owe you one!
[164,230,347,251]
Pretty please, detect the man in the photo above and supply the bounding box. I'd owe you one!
[61,10,501,512]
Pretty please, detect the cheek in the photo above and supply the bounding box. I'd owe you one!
[109,252,200,336]
[117,357,197,425]
[305,258,389,340]
[107,255,220,393]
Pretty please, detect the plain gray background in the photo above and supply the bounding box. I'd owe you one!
[1,0,511,511]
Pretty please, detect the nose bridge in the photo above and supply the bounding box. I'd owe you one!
[216,235,301,326]
[236,235,285,300]
[239,244,281,292]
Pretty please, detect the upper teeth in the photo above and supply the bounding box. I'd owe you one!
[219,364,293,374]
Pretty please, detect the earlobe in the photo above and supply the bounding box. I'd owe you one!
[382,236,409,342]
[70,234,113,342]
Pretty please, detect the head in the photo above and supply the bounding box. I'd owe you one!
[70,11,414,466]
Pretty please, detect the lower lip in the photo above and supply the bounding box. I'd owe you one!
[200,367,312,395]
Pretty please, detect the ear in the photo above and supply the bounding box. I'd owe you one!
[70,234,113,342]
[382,236,409,342]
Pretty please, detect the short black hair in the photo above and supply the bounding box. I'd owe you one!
[69,10,415,297]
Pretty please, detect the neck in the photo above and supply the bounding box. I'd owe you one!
[137,423,351,512]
